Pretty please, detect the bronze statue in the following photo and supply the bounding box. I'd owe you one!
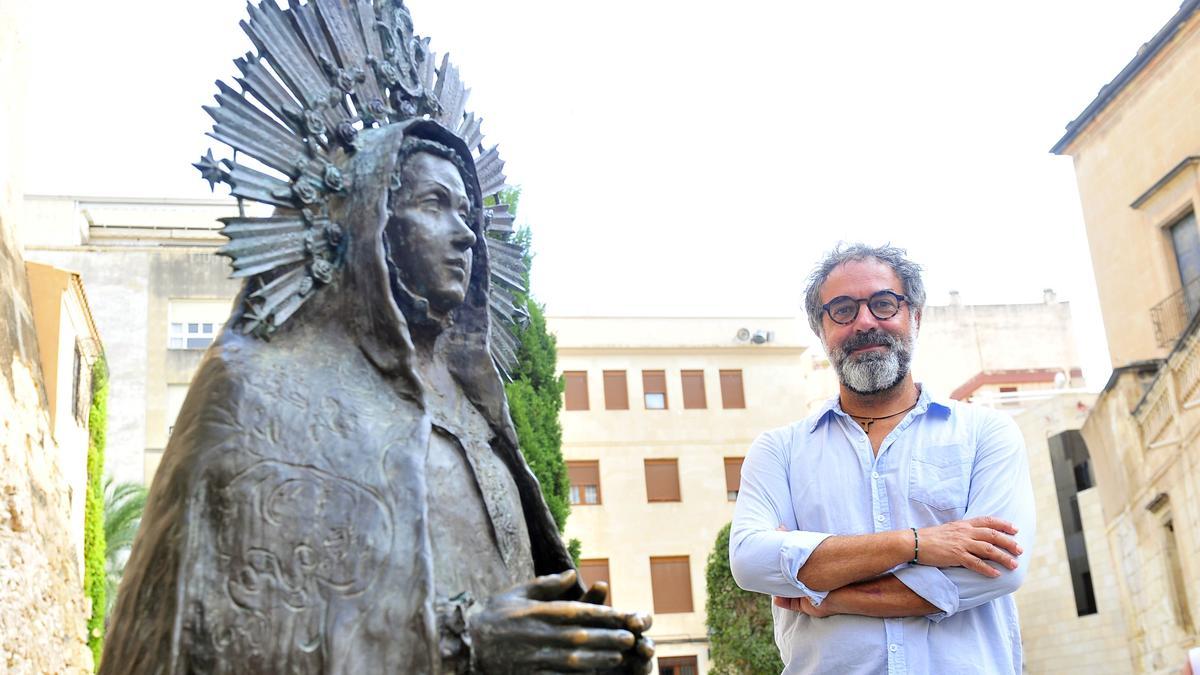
[101,2,652,673]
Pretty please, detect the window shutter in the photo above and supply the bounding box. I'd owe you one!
[564,371,589,410]
[724,457,743,495]
[644,459,681,502]
[567,461,601,504]
[719,369,745,409]
[603,370,629,410]
[578,559,612,605]
[649,556,693,614]
[642,370,667,409]
[680,370,706,409]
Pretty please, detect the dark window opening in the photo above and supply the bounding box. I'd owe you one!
[1048,430,1098,616]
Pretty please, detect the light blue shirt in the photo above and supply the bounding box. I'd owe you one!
[729,387,1035,675]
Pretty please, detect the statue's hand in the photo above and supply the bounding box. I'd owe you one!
[470,570,654,674]
[578,581,654,675]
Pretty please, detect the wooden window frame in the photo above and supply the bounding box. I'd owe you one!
[680,369,707,409]
[578,558,612,605]
[644,458,681,502]
[657,655,698,675]
[719,369,746,409]
[642,369,668,410]
[563,371,589,411]
[603,370,629,410]
[649,555,694,614]
[567,460,601,505]
[724,457,743,502]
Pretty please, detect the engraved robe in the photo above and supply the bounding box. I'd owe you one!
[101,122,577,674]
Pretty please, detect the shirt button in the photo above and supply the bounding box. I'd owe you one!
[872,471,880,479]
[876,514,885,522]
[889,644,899,653]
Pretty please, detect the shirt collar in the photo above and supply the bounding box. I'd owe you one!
[807,383,952,433]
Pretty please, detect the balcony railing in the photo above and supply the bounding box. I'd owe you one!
[1150,277,1200,348]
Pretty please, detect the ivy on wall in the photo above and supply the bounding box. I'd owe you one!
[705,522,784,675]
[84,357,108,668]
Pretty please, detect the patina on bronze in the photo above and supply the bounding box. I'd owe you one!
[101,2,653,673]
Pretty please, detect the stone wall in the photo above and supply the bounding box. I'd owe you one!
[1012,394,1134,673]
[0,1,92,671]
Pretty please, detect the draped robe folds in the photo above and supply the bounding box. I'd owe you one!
[100,121,578,674]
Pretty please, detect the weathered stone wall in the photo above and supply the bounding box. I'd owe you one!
[0,1,92,671]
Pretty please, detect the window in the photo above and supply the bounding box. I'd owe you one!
[657,656,698,675]
[71,341,91,424]
[642,370,667,409]
[169,322,218,350]
[644,459,681,502]
[724,457,743,501]
[649,556,693,614]
[719,369,745,409]
[603,370,628,410]
[998,385,1019,407]
[1164,514,1194,631]
[167,299,231,350]
[681,370,706,409]
[578,558,611,605]
[567,461,601,505]
[1170,211,1200,318]
[1048,430,1098,616]
[564,371,589,411]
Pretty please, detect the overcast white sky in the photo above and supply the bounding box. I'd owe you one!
[21,1,1190,387]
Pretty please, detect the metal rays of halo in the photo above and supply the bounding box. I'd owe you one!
[193,0,528,380]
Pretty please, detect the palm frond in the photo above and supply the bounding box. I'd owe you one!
[103,478,148,615]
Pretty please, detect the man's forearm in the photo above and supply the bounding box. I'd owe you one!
[822,574,938,618]
[796,530,914,592]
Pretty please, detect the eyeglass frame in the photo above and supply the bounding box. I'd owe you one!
[820,290,910,326]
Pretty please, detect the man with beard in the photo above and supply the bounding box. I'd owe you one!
[729,243,1035,674]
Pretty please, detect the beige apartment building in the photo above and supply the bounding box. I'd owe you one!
[551,316,810,674]
[1053,0,1200,671]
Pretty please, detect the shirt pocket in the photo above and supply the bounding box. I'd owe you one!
[908,444,970,511]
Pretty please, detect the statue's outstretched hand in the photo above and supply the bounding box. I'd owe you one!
[471,570,654,674]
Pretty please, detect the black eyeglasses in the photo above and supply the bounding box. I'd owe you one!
[821,290,909,325]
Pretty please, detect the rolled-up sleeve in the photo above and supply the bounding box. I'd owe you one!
[729,428,833,603]
[893,411,1036,621]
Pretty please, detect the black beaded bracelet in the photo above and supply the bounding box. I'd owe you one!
[910,527,919,564]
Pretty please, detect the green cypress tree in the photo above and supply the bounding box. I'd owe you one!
[84,357,109,667]
[490,188,580,564]
[705,522,783,675]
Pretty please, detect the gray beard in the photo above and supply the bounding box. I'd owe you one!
[827,325,916,395]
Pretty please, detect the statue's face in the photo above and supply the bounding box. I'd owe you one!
[388,152,477,316]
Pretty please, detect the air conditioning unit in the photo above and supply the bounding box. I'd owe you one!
[750,330,773,345]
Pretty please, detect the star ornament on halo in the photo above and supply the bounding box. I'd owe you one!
[193,150,229,192]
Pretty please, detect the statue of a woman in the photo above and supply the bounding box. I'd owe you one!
[101,2,653,671]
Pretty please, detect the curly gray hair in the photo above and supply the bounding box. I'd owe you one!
[803,243,926,336]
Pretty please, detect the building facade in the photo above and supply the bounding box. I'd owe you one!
[551,316,810,674]
[26,262,103,576]
[20,194,247,486]
[1053,1,1200,671]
